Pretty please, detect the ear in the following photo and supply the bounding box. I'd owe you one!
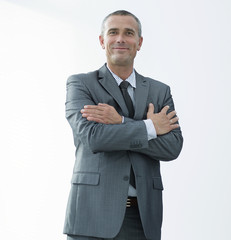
[137,36,143,51]
[99,35,105,49]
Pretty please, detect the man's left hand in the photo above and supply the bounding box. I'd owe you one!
[81,103,122,124]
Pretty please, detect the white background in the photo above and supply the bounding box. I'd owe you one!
[0,0,231,239]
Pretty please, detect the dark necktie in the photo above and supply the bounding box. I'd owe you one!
[119,81,136,188]
[119,81,134,118]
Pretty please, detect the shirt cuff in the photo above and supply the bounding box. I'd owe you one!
[143,119,157,140]
[121,116,124,123]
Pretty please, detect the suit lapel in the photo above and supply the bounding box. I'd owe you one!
[134,72,149,120]
[98,65,149,119]
[98,65,129,116]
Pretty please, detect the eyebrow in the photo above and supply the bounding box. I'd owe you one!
[107,28,136,33]
[125,28,135,33]
[107,28,118,32]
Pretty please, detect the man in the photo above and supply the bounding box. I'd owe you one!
[63,10,183,240]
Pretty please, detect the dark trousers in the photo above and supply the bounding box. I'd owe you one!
[67,206,147,240]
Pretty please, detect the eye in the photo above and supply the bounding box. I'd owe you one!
[108,30,117,35]
[126,31,134,36]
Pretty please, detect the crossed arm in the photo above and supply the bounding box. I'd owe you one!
[81,103,179,136]
[66,76,183,161]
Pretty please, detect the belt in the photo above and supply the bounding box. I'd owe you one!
[126,197,138,208]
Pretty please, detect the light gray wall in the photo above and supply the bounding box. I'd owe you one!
[0,0,230,239]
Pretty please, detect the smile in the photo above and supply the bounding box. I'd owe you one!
[113,47,129,50]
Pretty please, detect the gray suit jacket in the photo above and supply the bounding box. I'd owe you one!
[63,64,183,240]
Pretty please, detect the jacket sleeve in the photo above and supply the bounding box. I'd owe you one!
[132,128,183,161]
[66,74,183,161]
[124,86,183,161]
[65,74,150,152]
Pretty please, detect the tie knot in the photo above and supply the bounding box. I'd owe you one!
[119,81,130,90]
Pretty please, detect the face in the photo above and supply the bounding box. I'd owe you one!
[99,15,143,68]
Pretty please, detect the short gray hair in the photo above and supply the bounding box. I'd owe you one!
[101,10,142,37]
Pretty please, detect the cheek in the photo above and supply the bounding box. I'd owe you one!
[132,43,140,51]
[106,43,114,52]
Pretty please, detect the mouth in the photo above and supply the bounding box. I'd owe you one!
[112,47,129,50]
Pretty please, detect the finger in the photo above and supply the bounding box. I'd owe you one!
[84,105,103,110]
[147,103,154,114]
[81,109,100,115]
[160,105,169,114]
[81,106,104,114]
[82,111,103,118]
[84,105,96,109]
[98,103,109,107]
[83,111,105,119]
[169,116,179,124]
[170,123,179,130]
[167,110,177,119]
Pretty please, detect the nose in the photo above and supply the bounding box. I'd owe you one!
[116,34,125,43]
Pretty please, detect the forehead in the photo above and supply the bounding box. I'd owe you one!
[104,15,139,32]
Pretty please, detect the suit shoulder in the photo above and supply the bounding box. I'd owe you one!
[138,73,170,90]
[67,70,98,84]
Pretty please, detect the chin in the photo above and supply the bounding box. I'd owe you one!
[111,57,132,66]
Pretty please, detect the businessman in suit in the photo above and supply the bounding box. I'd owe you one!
[63,10,183,240]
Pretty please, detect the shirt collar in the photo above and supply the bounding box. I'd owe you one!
[106,65,136,88]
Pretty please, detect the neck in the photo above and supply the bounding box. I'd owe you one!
[107,63,134,80]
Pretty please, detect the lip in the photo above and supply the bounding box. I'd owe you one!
[112,47,129,50]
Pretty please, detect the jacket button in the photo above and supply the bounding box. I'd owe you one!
[123,176,129,181]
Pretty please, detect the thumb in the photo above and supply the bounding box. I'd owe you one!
[160,105,169,114]
[147,103,154,114]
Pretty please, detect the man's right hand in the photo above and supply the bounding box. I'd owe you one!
[147,103,179,135]
[81,103,122,124]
